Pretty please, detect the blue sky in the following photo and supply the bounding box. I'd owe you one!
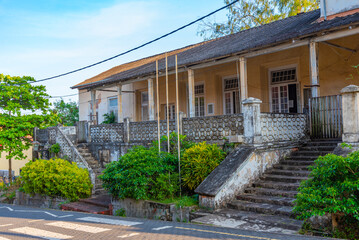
[0,0,226,102]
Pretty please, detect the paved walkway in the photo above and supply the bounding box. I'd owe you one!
[0,204,334,240]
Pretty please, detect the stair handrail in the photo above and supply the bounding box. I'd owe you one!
[56,126,96,193]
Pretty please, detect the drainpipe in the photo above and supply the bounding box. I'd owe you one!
[323,0,327,20]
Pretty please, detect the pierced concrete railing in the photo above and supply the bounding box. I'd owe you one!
[55,126,96,192]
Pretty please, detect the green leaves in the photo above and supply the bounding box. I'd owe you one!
[181,142,226,190]
[198,0,319,40]
[20,158,92,201]
[293,151,359,221]
[53,99,79,126]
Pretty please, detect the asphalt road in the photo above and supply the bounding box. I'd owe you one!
[0,204,332,240]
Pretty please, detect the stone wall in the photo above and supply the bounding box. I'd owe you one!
[15,191,69,210]
[111,198,196,222]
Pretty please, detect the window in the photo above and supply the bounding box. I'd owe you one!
[141,92,149,121]
[223,78,240,114]
[164,104,175,120]
[195,84,205,117]
[108,97,118,122]
[270,67,297,113]
[207,103,214,115]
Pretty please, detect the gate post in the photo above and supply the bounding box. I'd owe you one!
[242,97,262,144]
[341,85,359,143]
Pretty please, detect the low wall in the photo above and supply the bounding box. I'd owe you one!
[15,191,69,210]
[112,198,196,222]
[195,143,298,209]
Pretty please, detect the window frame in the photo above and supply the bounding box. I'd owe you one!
[222,75,241,115]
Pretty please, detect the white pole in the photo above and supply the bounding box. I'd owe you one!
[156,60,160,153]
[166,53,170,152]
[175,55,181,196]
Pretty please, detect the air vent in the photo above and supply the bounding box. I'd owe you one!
[207,103,214,115]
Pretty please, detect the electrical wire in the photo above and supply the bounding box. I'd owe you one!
[34,0,240,83]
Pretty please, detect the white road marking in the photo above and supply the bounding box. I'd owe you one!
[152,226,173,231]
[28,219,44,222]
[0,206,72,218]
[10,227,72,239]
[118,233,140,238]
[47,221,111,233]
[0,224,13,227]
[0,236,11,240]
[77,216,143,226]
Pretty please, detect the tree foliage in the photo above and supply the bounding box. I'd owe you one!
[53,99,79,126]
[293,151,359,222]
[198,0,319,40]
[0,74,58,180]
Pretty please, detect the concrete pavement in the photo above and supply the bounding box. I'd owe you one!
[0,203,333,240]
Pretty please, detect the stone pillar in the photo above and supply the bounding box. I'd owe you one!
[242,97,262,144]
[239,57,248,102]
[148,78,155,121]
[188,69,195,118]
[117,84,123,123]
[309,41,320,98]
[341,85,359,143]
[123,117,131,143]
[90,90,97,125]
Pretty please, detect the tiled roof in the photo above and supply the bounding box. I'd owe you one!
[73,10,359,89]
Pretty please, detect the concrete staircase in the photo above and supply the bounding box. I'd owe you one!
[76,144,106,196]
[192,140,339,234]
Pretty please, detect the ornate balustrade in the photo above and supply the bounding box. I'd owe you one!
[90,123,124,143]
[261,113,308,143]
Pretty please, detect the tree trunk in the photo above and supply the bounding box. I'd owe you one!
[8,150,12,183]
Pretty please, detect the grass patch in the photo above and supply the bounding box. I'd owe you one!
[151,195,199,208]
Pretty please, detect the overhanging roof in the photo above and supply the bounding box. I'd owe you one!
[72,9,359,90]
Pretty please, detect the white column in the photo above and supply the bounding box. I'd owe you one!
[90,90,97,124]
[239,57,248,101]
[148,78,155,121]
[341,85,359,143]
[310,41,320,98]
[188,69,195,117]
[117,84,123,123]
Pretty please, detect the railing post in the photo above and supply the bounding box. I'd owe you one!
[178,112,184,135]
[341,85,359,143]
[123,117,131,143]
[242,97,262,144]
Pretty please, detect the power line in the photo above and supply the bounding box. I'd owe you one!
[35,0,239,83]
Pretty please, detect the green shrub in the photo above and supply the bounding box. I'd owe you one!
[49,143,60,157]
[181,142,226,190]
[293,150,359,236]
[20,158,92,201]
[153,132,194,155]
[102,111,116,124]
[99,146,178,200]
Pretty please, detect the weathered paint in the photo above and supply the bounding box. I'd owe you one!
[198,147,293,210]
[321,0,359,18]
[341,85,359,142]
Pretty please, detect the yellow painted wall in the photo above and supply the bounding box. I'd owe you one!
[0,148,32,176]
[132,33,359,117]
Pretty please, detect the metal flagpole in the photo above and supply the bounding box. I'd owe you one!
[166,53,170,152]
[156,60,160,153]
[175,55,182,196]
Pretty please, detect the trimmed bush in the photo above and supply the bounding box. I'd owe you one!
[293,150,359,238]
[99,146,178,200]
[181,142,226,190]
[20,158,92,201]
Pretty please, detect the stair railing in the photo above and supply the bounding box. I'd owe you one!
[55,126,96,193]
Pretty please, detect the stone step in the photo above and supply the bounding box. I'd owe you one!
[253,181,300,191]
[303,141,339,147]
[267,169,310,177]
[228,200,293,217]
[79,195,111,208]
[260,174,308,183]
[215,209,302,231]
[272,164,310,171]
[61,201,111,215]
[236,194,295,207]
[244,187,297,198]
[292,151,331,157]
[301,146,336,151]
[288,155,318,161]
[280,160,315,166]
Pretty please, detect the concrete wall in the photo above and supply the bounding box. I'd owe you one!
[321,0,359,17]
[78,84,134,123]
[78,34,359,120]
[0,148,31,176]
